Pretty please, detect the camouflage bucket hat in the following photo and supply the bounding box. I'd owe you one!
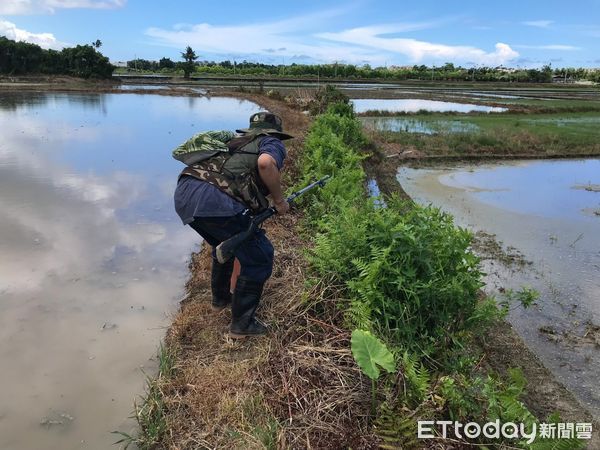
[236,111,294,140]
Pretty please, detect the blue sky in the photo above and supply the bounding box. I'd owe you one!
[1,0,599,68]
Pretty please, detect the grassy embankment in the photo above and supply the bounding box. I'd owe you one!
[123,93,588,449]
[288,103,587,449]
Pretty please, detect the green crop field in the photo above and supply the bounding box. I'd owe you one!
[364,111,600,157]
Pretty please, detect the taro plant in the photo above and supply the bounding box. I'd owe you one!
[351,329,396,414]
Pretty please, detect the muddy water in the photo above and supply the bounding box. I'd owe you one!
[0,92,261,449]
[398,159,600,418]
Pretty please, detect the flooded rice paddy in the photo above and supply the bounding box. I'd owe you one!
[361,116,479,134]
[0,91,261,449]
[463,92,523,99]
[352,98,507,113]
[397,159,600,418]
[524,116,600,126]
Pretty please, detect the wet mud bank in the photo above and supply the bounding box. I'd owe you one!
[371,156,599,434]
[396,160,600,417]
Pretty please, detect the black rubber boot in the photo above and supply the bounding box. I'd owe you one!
[230,276,267,338]
[211,257,234,310]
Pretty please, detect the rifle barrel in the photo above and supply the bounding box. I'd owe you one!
[287,175,330,203]
[215,175,330,264]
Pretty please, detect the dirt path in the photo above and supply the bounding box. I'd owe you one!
[151,95,379,449]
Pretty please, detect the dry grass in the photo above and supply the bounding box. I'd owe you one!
[158,214,375,449]
[150,96,377,449]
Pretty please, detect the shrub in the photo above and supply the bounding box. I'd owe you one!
[309,85,350,115]
[301,106,485,359]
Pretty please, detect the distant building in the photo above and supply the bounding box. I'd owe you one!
[111,61,128,68]
[552,75,574,83]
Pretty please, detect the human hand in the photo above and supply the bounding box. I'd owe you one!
[273,198,290,214]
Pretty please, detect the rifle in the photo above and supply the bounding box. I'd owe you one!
[215,175,330,264]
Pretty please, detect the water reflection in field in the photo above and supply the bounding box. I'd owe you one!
[352,98,507,113]
[361,116,479,134]
[0,91,261,450]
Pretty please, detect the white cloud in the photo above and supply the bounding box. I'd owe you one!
[0,19,67,49]
[0,113,159,294]
[145,11,397,65]
[516,44,581,51]
[318,27,519,65]
[0,0,125,15]
[522,20,554,28]
[146,13,517,66]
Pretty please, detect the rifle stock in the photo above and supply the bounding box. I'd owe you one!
[215,208,274,264]
[215,175,330,264]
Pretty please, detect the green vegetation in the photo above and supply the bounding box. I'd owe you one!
[494,97,600,111]
[297,94,584,447]
[351,329,396,414]
[0,36,114,78]
[367,111,600,157]
[500,287,540,312]
[117,55,600,83]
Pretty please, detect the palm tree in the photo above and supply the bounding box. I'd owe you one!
[181,46,198,79]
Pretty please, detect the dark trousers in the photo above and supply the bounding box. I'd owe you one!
[189,212,274,283]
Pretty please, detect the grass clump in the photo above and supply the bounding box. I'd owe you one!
[309,84,352,115]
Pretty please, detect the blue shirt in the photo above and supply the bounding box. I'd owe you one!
[174,136,286,224]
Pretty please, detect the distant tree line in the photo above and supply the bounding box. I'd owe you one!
[120,57,600,83]
[127,57,176,71]
[0,36,114,78]
[125,47,197,79]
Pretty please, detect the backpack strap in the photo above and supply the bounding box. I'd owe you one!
[227,131,268,154]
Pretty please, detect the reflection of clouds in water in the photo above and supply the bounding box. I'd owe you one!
[352,98,506,113]
[0,116,189,294]
[0,109,135,155]
[0,92,233,450]
[0,165,152,293]
[0,114,101,150]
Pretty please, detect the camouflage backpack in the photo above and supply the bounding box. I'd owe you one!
[174,130,271,213]
[172,130,235,165]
